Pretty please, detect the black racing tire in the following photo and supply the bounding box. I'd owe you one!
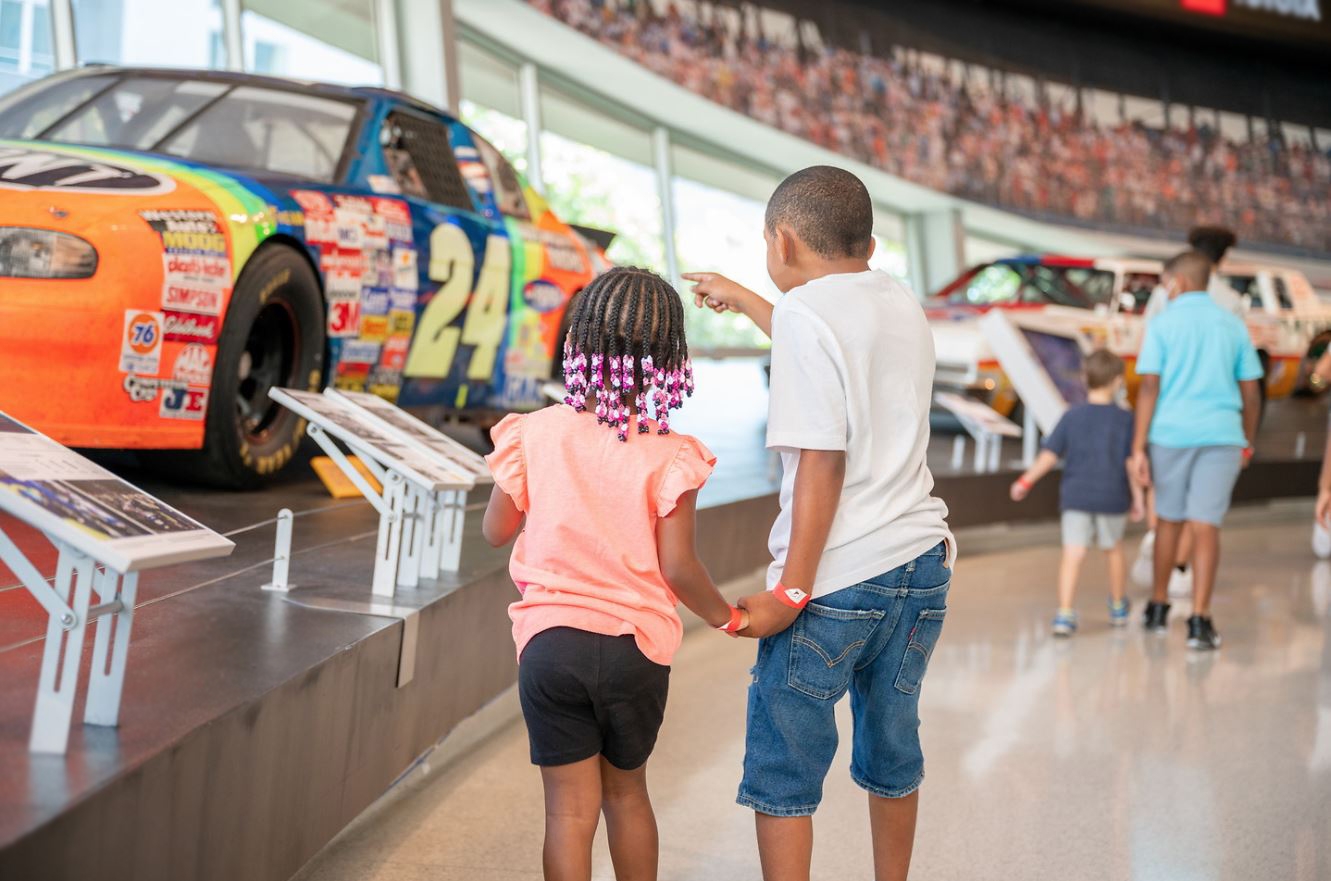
[173,245,324,488]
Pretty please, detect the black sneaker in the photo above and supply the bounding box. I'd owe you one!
[1143,601,1171,632]
[1186,615,1221,650]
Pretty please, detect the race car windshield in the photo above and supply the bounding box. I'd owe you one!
[950,263,1116,309]
[10,76,357,183]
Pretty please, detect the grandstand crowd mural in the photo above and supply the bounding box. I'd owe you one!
[529,0,1331,257]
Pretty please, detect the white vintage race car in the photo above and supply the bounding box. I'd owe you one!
[926,255,1331,414]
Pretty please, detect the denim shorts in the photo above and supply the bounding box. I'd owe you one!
[737,543,950,817]
[1150,444,1243,526]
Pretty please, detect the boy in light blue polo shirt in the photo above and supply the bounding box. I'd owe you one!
[1130,250,1263,650]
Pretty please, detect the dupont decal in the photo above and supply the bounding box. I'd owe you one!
[163,311,220,344]
[0,146,176,195]
[119,311,163,374]
[523,279,566,313]
[172,344,214,386]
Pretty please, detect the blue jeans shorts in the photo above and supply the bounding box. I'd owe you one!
[737,543,951,817]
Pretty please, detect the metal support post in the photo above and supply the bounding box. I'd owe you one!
[30,543,95,754]
[951,434,966,472]
[420,493,445,579]
[262,508,294,592]
[397,487,426,589]
[439,489,466,574]
[85,568,139,727]
[1022,408,1039,467]
[373,474,407,597]
[652,126,681,286]
[520,62,544,194]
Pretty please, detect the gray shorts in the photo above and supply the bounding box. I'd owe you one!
[1061,510,1127,549]
[1150,445,1243,526]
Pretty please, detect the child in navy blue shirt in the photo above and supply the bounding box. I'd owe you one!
[1011,350,1144,636]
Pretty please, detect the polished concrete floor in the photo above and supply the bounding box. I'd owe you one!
[294,508,1331,881]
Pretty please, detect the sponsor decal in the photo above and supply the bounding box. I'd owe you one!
[162,281,225,316]
[523,278,566,314]
[380,336,410,372]
[123,374,184,403]
[328,298,361,338]
[0,146,176,195]
[389,287,417,312]
[359,315,389,343]
[119,311,163,374]
[139,209,227,256]
[340,340,381,365]
[163,311,221,344]
[160,384,209,420]
[392,247,418,291]
[539,229,590,274]
[361,288,390,316]
[172,344,214,386]
[333,362,370,392]
[389,309,415,336]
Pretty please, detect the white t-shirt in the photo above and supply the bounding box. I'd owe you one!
[765,269,955,599]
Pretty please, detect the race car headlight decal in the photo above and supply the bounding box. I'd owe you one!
[0,228,98,279]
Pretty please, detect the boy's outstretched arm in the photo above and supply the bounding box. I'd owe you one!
[739,449,846,638]
[682,272,775,338]
[482,483,524,547]
[657,490,747,630]
[1010,450,1058,501]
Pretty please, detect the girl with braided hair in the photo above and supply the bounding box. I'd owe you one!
[482,266,749,881]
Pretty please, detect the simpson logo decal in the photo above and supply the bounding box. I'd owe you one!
[163,311,220,344]
[172,344,214,385]
[119,311,163,374]
[0,146,176,195]
[160,385,208,420]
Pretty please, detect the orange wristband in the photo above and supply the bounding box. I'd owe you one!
[774,583,811,609]
[716,605,745,633]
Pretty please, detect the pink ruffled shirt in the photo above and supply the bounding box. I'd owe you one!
[486,405,716,666]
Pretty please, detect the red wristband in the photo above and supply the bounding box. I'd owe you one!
[1242,446,1254,461]
[774,583,811,609]
[1015,477,1033,492]
[716,605,744,633]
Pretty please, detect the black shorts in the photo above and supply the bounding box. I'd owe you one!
[518,627,670,770]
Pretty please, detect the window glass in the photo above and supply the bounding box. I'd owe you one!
[0,72,114,139]
[472,131,530,219]
[46,78,227,149]
[1122,272,1160,315]
[241,0,381,86]
[1273,276,1293,309]
[160,86,356,181]
[72,0,224,70]
[381,111,472,210]
[0,0,53,99]
[956,264,1020,305]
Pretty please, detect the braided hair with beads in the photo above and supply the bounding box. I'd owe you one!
[561,266,696,442]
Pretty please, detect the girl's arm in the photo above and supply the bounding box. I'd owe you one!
[1010,450,1059,501]
[656,489,742,629]
[482,484,524,547]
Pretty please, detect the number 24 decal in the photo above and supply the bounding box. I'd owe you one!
[403,223,511,381]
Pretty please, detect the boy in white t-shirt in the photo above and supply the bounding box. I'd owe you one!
[686,166,954,881]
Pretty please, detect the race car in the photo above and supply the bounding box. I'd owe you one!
[0,67,607,486]
[927,255,1331,415]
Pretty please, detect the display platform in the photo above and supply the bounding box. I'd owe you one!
[0,385,1322,880]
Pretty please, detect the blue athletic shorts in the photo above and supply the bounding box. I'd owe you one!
[736,543,950,817]
[1150,444,1243,526]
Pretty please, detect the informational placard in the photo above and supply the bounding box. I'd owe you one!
[978,311,1091,435]
[0,411,234,572]
[933,392,1023,438]
[324,389,489,485]
[268,389,469,492]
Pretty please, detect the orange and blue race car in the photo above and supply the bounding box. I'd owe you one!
[0,67,606,486]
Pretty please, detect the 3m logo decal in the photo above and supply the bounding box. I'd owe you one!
[0,147,175,194]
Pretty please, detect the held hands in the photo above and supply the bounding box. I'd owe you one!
[682,272,754,315]
[735,590,802,638]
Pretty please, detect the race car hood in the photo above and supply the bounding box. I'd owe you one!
[929,314,991,367]
[0,140,276,241]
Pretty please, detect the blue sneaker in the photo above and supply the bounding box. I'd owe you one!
[1052,610,1078,637]
[1108,598,1130,627]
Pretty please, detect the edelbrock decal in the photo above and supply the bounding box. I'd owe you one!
[0,146,176,195]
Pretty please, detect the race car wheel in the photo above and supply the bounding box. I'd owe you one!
[192,245,324,488]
